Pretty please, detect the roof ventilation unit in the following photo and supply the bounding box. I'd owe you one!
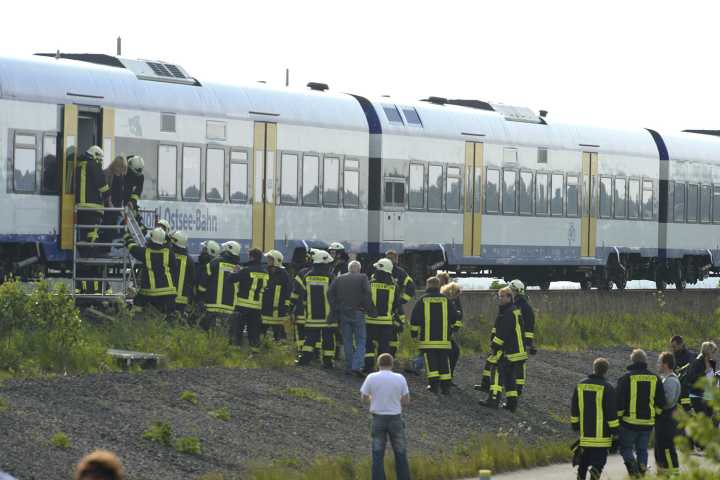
[422,96,448,105]
[307,82,329,91]
[120,58,198,85]
[490,103,546,124]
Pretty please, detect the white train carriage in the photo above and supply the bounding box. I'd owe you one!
[1,53,719,289]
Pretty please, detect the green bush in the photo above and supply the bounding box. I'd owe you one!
[180,390,199,405]
[50,432,71,449]
[142,421,173,446]
[175,435,202,455]
[208,406,231,422]
[675,379,720,478]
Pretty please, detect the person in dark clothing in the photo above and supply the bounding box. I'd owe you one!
[684,341,718,417]
[197,242,238,331]
[100,156,127,244]
[509,279,536,396]
[571,357,619,480]
[671,335,696,411]
[364,259,402,373]
[616,349,666,477]
[168,231,195,315]
[261,250,291,341]
[125,227,178,315]
[655,351,681,477]
[386,250,416,356]
[328,242,349,279]
[479,287,527,412]
[228,247,268,350]
[196,240,220,285]
[440,281,463,378]
[290,250,315,354]
[125,155,144,211]
[410,276,459,395]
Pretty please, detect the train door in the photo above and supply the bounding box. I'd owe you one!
[59,105,110,250]
[251,122,277,252]
[463,142,483,256]
[382,178,405,242]
[581,151,598,257]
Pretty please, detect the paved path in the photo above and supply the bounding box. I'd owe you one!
[469,451,703,479]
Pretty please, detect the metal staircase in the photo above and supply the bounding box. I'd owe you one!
[72,206,154,303]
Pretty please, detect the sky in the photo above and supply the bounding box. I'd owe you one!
[3,0,720,132]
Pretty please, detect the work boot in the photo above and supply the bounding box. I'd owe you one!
[440,381,451,395]
[588,466,602,480]
[474,376,491,393]
[624,460,640,478]
[322,358,334,369]
[503,397,518,413]
[427,380,439,394]
[479,396,500,409]
[638,464,647,477]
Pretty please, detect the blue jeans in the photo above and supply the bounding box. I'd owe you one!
[619,426,650,467]
[340,310,366,371]
[371,414,411,480]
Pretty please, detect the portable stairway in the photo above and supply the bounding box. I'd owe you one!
[72,206,155,303]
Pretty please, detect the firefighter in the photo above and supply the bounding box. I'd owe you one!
[410,276,458,395]
[76,146,110,293]
[290,249,315,353]
[125,227,177,314]
[197,240,239,331]
[479,287,527,412]
[197,240,220,283]
[570,357,619,480]
[654,352,681,477]
[670,335,695,411]
[261,249,291,341]
[295,249,336,368]
[228,247,268,350]
[440,281,463,378]
[328,242,349,279]
[169,231,195,315]
[385,250,416,355]
[616,349,666,477]
[509,279,536,395]
[125,155,144,211]
[364,258,402,373]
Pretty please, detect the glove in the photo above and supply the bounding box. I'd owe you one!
[529,346,537,355]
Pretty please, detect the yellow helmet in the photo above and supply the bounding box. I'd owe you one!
[200,240,221,257]
[149,227,166,245]
[222,241,242,257]
[157,219,171,233]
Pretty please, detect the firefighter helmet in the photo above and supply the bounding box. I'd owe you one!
[222,241,242,257]
[127,155,145,175]
[201,240,221,258]
[508,279,526,295]
[85,145,104,163]
[157,219,171,232]
[149,227,166,245]
[312,249,333,264]
[265,249,284,266]
[328,242,345,252]
[373,258,393,274]
[170,230,188,249]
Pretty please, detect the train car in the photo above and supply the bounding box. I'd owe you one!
[1,53,719,289]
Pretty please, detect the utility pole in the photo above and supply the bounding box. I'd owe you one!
[117,37,122,56]
[285,68,290,87]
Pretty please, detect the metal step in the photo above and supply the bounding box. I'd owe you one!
[75,257,128,265]
[75,241,123,247]
[73,293,125,300]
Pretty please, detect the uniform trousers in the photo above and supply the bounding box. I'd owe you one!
[577,447,608,480]
[489,357,520,400]
[300,326,336,364]
[421,348,451,393]
[364,324,394,371]
[232,307,262,348]
[654,410,680,475]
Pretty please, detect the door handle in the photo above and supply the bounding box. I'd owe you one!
[387,215,391,220]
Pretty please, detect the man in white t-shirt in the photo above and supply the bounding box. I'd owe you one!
[360,353,411,480]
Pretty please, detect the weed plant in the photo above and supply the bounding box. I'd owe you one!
[180,390,199,405]
[208,406,231,422]
[50,432,71,449]
[174,436,202,455]
[142,421,173,446]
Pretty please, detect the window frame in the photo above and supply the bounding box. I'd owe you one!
[501,168,518,215]
[408,162,425,211]
[427,163,444,212]
[485,167,500,214]
[205,146,226,203]
[342,158,360,208]
[599,175,614,219]
[673,181,686,223]
[537,148,548,164]
[41,132,59,195]
[713,185,720,224]
[382,105,404,125]
[322,155,341,207]
[550,172,565,217]
[300,153,321,206]
[157,143,179,200]
[700,184,712,224]
[12,131,38,194]
[686,183,699,224]
[641,179,654,221]
[229,148,249,204]
[383,177,406,207]
[401,107,423,127]
[535,171,550,216]
[445,165,462,212]
[279,151,300,205]
[181,144,202,202]
[566,173,581,218]
[613,177,627,219]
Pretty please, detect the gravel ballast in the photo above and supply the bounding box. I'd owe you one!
[0,347,649,479]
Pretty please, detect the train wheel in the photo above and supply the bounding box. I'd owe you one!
[598,279,613,290]
[655,279,667,291]
[675,279,687,291]
[615,277,627,290]
[580,280,591,290]
[539,280,551,291]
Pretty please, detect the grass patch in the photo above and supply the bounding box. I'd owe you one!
[180,390,199,405]
[286,387,334,405]
[174,435,202,455]
[0,396,8,412]
[247,434,570,479]
[208,406,231,422]
[142,421,173,446]
[50,432,71,449]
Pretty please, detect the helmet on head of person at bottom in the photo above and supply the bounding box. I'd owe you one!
[127,154,145,175]
[201,240,221,258]
[265,249,284,267]
[221,241,242,258]
[85,145,104,163]
[312,249,333,264]
[170,230,188,249]
[373,258,393,274]
[157,219,171,233]
[508,279,525,296]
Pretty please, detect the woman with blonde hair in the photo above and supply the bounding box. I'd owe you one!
[101,156,128,244]
[75,450,124,480]
[685,341,718,416]
[440,280,463,378]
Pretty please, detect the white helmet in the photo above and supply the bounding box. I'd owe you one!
[127,155,145,175]
[312,249,333,264]
[373,258,393,274]
[85,145,104,162]
[157,219,171,233]
[328,242,345,251]
[222,241,241,257]
[149,227,166,245]
[201,240,221,258]
[170,230,188,249]
[509,279,525,295]
[265,249,284,266]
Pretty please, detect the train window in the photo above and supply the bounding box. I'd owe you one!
[13,133,36,193]
[535,173,549,215]
[550,173,564,216]
[384,179,405,205]
[627,179,640,219]
[206,121,226,141]
[446,166,462,211]
[230,150,248,203]
[428,165,443,210]
[599,176,613,218]
[518,171,533,215]
[713,186,720,223]
[182,146,201,201]
[701,185,712,223]
[323,157,340,206]
[206,148,225,202]
[614,178,626,218]
[502,169,517,214]
[280,153,298,204]
[567,175,579,217]
[343,158,360,207]
[41,135,58,194]
[302,155,320,205]
[485,168,500,213]
[383,106,404,125]
[158,144,178,199]
[403,108,423,127]
[504,148,518,164]
[537,148,548,164]
[408,164,425,210]
[161,113,176,133]
[687,184,699,223]
[642,180,654,220]
[673,182,685,222]
[394,181,405,204]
